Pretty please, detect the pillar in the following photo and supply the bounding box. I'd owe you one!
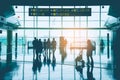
[15,33,17,59]
[6,30,12,63]
[112,28,120,79]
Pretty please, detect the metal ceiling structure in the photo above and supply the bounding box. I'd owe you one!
[1,0,117,6]
[0,0,119,30]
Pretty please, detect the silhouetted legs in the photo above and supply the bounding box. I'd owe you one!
[87,55,94,66]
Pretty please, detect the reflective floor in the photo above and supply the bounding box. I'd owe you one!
[0,46,116,80]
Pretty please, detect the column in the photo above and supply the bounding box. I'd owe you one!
[6,30,12,63]
[112,28,120,79]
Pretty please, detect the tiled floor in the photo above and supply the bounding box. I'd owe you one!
[0,46,116,80]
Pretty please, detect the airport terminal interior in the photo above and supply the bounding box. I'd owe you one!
[0,0,120,80]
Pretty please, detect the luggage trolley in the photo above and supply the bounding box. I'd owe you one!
[75,48,85,67]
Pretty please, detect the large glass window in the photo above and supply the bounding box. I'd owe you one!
[12,5,111,49]
[1,5,112,63]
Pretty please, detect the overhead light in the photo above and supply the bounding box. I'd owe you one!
[102,6,104,8]
[15,6,18,8]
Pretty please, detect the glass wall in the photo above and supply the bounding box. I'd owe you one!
[0,6,112,65]
[13,6,111,46]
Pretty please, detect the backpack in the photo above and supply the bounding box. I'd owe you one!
[92,45,96,50]
[92,41,96,50]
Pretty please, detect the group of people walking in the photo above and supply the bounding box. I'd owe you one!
[32,37,56,60]
[32,36,104,67]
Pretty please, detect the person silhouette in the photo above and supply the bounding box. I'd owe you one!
[100,39,105,53]
[35,38,39,59]
[43,39,47,58]
[38,39,43,59]
[32,37,38,59]
[51,38,56,54]
[47,38,51,54]
[63,38,67,51]
[86,39,94,66]
[46,38,51,64]
[59,46,67,64]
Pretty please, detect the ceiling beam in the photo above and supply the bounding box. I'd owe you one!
[18,27,109,30]
[2,0,116,6]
